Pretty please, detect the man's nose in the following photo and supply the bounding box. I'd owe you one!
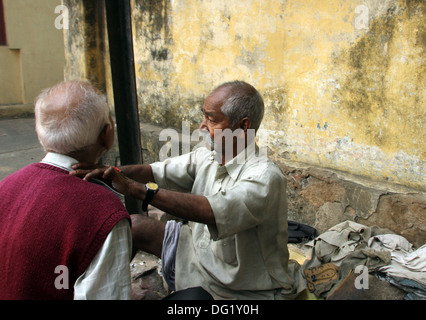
[199,120,208,131]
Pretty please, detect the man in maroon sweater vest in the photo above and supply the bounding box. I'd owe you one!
[0,81,131,299]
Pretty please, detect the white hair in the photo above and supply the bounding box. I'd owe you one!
[218,81,264,131]
[34,81,111,154]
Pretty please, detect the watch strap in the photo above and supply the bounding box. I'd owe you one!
[142,183,158,212]
[142,191,154,212]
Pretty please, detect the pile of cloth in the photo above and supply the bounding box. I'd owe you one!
[301,220,426,300]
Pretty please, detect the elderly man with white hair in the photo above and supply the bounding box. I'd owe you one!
[0,81,132,300]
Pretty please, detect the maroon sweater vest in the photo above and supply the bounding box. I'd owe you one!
[0,163,130,299]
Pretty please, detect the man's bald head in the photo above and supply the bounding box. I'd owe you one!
[212,81,264,131]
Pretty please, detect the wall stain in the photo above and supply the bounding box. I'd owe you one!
[150,48,169,61]
[135,0,170,39]
[334,1,424,151]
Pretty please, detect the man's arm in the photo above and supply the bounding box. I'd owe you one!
[119,164,155,183]
[71,163,155,183]
[153,189,215,226]
[72,158,215,226]
[103,167,216,227]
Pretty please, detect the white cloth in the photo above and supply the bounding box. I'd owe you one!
[161,220,182,291]
[41,153,132,300]
[368,234,426,286]
[303,221,426,299]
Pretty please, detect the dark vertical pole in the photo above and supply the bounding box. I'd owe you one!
[105,0,142,214]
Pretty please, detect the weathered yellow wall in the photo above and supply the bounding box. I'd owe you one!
[131,0,425,191]
[0,0,65,105]
[0,47,22,104]
[63,0,109,96]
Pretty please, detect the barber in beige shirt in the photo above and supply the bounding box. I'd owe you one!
[72,81,305,299]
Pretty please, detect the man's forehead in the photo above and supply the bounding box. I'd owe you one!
[209,86,232,101]
[203,87,232,112]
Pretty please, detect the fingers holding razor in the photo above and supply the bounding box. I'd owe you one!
[103,166,141,197]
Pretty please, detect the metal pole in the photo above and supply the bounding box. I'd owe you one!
[105,0,142,214]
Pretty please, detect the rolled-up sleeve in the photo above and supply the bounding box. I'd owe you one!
[150,150,200,192]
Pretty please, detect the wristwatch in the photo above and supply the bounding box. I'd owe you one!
[142,182,159,212]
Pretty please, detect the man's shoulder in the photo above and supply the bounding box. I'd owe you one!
[0,163,44,188]
[243,154,285,180]
[34,164,128,213]
[65,180,130,230]
[73,179,127,206]
[190,146,213,160]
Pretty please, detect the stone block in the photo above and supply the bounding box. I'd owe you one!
[281,161,425,248]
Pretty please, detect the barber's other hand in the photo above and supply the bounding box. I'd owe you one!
[70,163,108,181]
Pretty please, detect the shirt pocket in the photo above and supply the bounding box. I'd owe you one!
[212,236,237,266]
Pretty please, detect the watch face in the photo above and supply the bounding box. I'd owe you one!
[147,182,159,191]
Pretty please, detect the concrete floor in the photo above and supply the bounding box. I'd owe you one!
[0,116,46,181]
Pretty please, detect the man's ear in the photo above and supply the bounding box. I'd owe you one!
[239,117,251,132]
[99,123,114,150]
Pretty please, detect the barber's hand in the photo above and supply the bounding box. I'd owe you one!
[102,166,142,197]
[70,163,108,181]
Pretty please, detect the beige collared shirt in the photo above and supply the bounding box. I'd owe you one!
[151,145,305,299]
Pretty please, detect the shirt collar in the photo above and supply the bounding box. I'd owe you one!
[40,152,78,171]
[40,152,125,199]
[223,142,260,181]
